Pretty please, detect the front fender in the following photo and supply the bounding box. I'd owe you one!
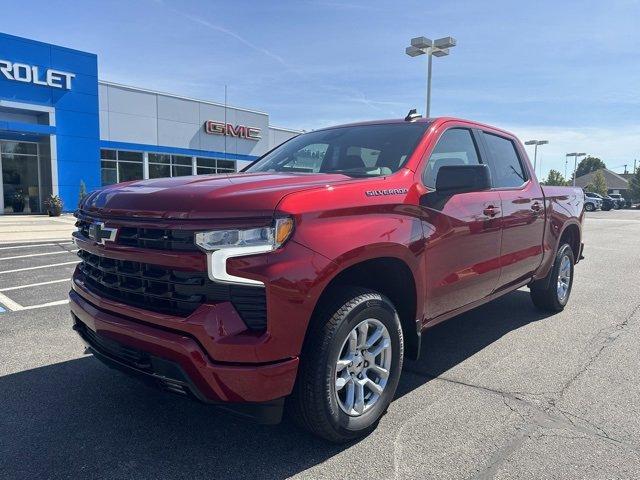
[291,207,427,332]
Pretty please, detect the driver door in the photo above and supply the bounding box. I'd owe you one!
[419,127,503,320]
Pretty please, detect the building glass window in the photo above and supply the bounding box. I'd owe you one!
[196,157,237,175]
[100,149,143,186]
[101,160,117,185]
[99,150,239,186]
[148,154,194,179]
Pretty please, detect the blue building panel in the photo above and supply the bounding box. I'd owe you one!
[51,90,99,115]
[0,76,57,106]
[54,110,100,139]
[0,33,53,67]
[0,32,99,212]
[50,45,98,77]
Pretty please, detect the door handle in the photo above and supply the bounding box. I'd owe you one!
[531,202,543,214]
[483,205,500,217]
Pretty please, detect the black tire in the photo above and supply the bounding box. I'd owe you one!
[530,243,575,312]
[584,203,595,212]
[289,286,404,443]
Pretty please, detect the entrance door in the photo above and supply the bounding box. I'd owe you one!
[0,141,41,214]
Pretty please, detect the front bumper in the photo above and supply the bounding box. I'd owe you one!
[69,289,298,421]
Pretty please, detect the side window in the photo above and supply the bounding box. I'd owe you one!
[483,133,526,188]
[423,128,480,188]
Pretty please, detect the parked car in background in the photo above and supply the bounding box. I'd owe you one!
[586,192,615,211]
[71,116,585,442]
[605,194,622,209]
[608,193,627,209]
[583,192,602,212]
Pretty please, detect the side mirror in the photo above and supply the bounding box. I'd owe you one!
[435,164,492,195]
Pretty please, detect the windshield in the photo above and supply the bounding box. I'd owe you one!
[246,123,429,177]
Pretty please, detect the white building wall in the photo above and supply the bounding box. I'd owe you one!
[98,81,299,160]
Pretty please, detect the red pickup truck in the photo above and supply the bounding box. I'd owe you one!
[71,116,584,442]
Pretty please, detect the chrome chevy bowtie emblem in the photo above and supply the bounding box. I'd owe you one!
[88,222,118,245]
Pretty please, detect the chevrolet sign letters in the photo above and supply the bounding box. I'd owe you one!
[0,59,75,90]
[204,120,261,141]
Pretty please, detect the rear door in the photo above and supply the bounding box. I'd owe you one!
[480,131,545,290]
[419,126,503,319]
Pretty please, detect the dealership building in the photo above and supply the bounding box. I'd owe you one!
[0,32,300,214]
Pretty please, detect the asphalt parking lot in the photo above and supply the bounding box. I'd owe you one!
[1,209,639,479]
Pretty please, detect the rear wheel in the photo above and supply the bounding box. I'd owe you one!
[584,202,595,212]
[530,243,575,312]
[289,287,404,443]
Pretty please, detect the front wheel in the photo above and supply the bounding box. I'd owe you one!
[530,243,575,312]
[289,287,404,443]
[585,203,595,212]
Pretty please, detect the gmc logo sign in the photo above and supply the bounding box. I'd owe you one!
[204,121,261,141]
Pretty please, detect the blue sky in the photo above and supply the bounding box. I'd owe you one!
[2,0,639,178]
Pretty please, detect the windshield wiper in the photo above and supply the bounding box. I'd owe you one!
[329,168,383,177]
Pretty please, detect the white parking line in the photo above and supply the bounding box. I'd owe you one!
[0,241,74,250]
[0,278,70,292]
[0,260,80,275]
[22,299,69,310]
[0,291,69,312]
[0,291,23,311]
[587,218,640,222]
[0,250,78,261]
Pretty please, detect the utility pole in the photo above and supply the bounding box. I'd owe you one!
[406,36,457,117]
[525,140,549,175]
[566,152,587,186]
[224,84,227,159]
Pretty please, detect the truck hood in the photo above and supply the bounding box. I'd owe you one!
[82,172,353,220]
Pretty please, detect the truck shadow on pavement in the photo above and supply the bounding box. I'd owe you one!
[1,290,552,479]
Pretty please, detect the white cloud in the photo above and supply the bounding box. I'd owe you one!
[504,124,640,180]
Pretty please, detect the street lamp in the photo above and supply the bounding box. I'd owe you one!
[405,35,457,117]
[524,140,549,176]
[566,152,587,186]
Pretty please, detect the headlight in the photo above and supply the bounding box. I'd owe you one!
[195,217,294,252]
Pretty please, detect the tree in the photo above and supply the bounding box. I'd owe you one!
[575,156,606,178]
[78,180,87,207]
[591,170,608,196]
[544,169,568,186]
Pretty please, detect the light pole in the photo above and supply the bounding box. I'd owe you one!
[566,152,587,186]
[405,36,456,118]
[524,140,548,177]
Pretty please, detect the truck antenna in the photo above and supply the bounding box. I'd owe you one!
[405,109,422,122]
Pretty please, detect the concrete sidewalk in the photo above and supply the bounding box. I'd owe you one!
[0,214,76,244]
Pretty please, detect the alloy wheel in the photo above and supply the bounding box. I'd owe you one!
[557,255,572,302]
[334,318,392,416]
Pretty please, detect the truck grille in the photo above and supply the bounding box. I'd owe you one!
[77,249,267,330]
[75,218,198,251]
